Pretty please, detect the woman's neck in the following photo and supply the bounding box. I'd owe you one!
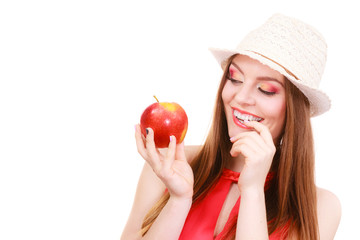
[226,155,245,173]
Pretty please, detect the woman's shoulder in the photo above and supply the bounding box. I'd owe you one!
[316,187,342,239]
[316,187,341,215]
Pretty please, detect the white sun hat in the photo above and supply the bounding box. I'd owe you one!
[209,13,330,117]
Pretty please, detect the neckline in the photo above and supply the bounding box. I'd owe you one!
[222,168,276,185]
[222,168,240,182]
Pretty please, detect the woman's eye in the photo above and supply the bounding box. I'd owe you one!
[227,68,243,84]
[228,77,243,84]
[257,83,278,96]
[259,88,276,95]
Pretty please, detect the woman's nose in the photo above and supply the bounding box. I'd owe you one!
[234,83,256,106]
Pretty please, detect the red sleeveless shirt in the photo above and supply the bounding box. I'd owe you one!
[179,169,289,239]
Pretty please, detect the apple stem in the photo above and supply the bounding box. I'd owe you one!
[153,95,159,103]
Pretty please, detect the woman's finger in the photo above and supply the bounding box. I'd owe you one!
[243,121,274,147]
[230,136,260,157]
[144,128,162,172]
[164,136,176,171]
[135,124,147,159]
[231,132,267,155]
[230,131,265,145]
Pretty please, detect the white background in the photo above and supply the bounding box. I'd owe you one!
[1,0,359,239]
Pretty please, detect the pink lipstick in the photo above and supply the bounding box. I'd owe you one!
[232,108,263,129]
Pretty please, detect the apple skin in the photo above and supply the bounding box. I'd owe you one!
[140,101,188,148]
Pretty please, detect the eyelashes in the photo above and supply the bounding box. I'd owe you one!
[257,83,279,95]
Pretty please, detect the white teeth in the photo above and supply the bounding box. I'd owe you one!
[234,110,262,122]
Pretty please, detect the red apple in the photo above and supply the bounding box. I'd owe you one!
[140,96,188,148]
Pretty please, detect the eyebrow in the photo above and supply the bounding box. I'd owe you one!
[230,62,285,87]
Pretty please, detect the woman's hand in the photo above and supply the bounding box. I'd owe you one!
[135,124,194,200]
[230,121,276,192]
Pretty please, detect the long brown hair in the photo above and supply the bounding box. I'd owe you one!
[141,55,318,239]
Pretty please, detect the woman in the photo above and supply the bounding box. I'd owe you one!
[122,14,341,239]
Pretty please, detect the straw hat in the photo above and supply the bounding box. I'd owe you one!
[209,14,330,117]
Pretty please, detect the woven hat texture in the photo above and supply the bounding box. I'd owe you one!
[209,14,330,116]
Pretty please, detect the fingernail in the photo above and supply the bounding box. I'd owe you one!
[243,120,252,126]
[146,128,149,135]
[170,135,174,142]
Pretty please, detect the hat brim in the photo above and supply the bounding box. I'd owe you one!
[209,47,331,117]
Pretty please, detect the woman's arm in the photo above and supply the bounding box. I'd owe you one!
[121,161,193,240]
[121,126,197,239]
[121,162,166,240]
[230,121,275,239]
[236,188,269,239]
[141,195,192,240]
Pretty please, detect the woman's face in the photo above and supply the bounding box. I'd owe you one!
[222,54,286,142]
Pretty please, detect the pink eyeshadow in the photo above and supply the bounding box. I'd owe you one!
[259,83,278,93]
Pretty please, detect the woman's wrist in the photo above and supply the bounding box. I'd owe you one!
[238,185,265,197]
[167,187,194,204]
[164,196,192,219]
[142,193,193,239]
[168,195,193,209]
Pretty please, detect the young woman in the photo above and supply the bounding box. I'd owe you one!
[121,14,341,239]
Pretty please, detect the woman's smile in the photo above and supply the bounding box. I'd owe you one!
[232,108,263,130]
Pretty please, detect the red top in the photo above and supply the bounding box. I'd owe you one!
[179,169,288,239]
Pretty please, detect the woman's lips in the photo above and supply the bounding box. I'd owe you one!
[232,108,264,129]
[232,113,251,129]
